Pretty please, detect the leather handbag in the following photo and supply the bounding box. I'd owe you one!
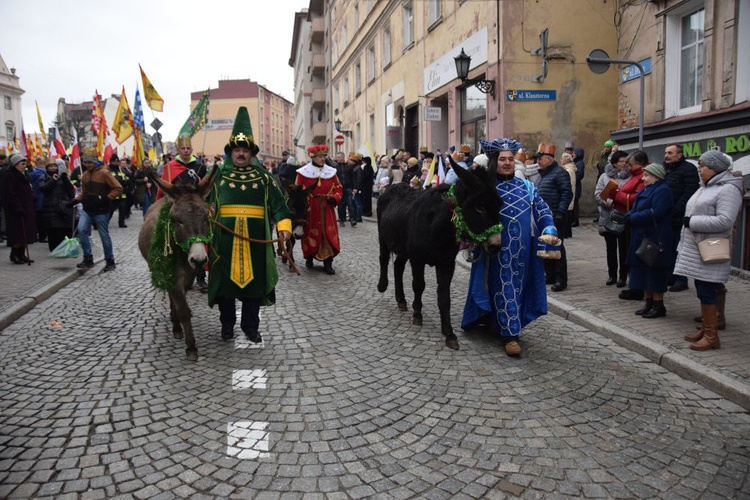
[697,237,730,263]
[602,208,626,235]
[635,237,661,267]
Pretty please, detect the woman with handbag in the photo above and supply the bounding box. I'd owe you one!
[673,150,744,350]
[39,159,76,252]
[624,164,673,318]
[594,150,630,287]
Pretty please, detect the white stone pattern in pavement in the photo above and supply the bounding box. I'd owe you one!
[232,369,267,390]
[226,421,271,459]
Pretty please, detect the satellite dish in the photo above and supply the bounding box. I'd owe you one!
[586,49,611,74]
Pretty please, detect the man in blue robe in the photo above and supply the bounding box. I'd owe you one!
[461,138,560,356]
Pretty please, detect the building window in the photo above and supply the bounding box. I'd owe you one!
[459,86,487,154]
[355,62,362,96]
[383,25,392,68]
[3,96,11,110]
[402,2,414,49]
[428,0,442,28]
[665,2,704,116]
[344,77,350,106]
[368,45,376,83]
[354,1,359,31]
[341,22,348,52]
[5,121,14,139]
[335,85,340,112]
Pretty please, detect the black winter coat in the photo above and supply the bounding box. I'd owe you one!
[537,161,573,238]
[665,157,700,227]
[1,167,37,245]
[39,172,75,230]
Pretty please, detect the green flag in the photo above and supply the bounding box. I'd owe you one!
[179,89,210,138]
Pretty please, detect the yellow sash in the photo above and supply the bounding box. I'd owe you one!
[219,204,265,287]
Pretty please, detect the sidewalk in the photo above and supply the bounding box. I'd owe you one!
[0,217,143,332]
[496,221,750,410]
[3,213,750,411]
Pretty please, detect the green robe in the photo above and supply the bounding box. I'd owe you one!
[208,160,292,307]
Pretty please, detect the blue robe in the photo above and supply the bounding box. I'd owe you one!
[461,177,556,337]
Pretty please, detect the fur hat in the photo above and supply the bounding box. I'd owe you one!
[473,153,489,168]
[699,150,731,173]
[10,154,26,166]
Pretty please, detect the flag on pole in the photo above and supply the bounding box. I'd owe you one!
[178,89,210,138]
[357,138,375,161]
[436,155,446,185]
[20,120,29,161]
[103,133,114,164]
[35,101,47,143]
[92,91,103,134]
[51,127,66,158]
[112,86,134,144]
[133,85,145,135]
[69,128,81,172]
[148,146,158,164]
[132,128,145,168]
[139,64,164,112]
[423,155,446,188]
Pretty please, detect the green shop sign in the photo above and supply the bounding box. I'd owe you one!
[681,134,750,157]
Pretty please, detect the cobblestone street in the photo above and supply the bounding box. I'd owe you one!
[1,217,749,499]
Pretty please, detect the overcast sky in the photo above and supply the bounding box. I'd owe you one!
[1,0,309,144]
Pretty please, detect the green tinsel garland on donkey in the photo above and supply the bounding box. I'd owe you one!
[146,200,213,290]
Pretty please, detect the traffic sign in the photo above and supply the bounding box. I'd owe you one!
[150,118,163,130]
[586,49,611,74]
[334,134,345,146]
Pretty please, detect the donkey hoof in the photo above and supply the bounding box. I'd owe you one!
[173,330,184,339]
[412,314,422,326]
[397,301,408,312]
[377,281,387,293]
[186,349,198,361]
[282,257,288,264]
[445,338,460,350]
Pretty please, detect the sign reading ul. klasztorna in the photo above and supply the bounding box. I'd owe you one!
[681,134,750,158]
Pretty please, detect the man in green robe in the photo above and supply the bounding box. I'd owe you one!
[208,107,292,343]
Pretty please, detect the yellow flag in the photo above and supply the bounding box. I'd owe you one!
[139,64,164,112]
[132,128,145,168]
[112,86,134,144]
[148,147,158,164]
[35,101,47,143]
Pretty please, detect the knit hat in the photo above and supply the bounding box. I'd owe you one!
[604,140,615,148]
[643,163,666,180]
[699,150,731,173]
[10,154,26,166]
[473,153,489,168]
[407,157,419,167]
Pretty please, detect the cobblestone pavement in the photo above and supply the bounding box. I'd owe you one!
[1,216,749,499]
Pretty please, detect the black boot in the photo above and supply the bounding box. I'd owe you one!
[10,248,23,264]
[635,298,653,316]
[642,300,666,319]
[221,323,235,340]
[103,259,116,272]
[323,258,335,275]
[77,255,95,269]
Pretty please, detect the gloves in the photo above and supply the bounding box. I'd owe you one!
[683,216,691,228]
[554,214,565,226]
[327,197,338,206]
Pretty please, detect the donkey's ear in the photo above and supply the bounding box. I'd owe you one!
[449,156,477,187]
[147,169,176,199]
[198,167,220,199]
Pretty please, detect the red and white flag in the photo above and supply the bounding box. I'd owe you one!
[51,127,66,158]
[103,133,114,165]
[69,128,80,171]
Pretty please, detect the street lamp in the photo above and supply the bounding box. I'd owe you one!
[334,118,352,137]
[453,48,495,99]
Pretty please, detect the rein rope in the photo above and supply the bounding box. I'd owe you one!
[445,184,504,244]
[211,220,301,276]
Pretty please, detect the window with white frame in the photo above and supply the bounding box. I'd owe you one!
[355,62,362,95]
[664,2,705,116]
[428,0,441,27]
[368,45,376,82]
[402,2,414,49]
[383,25,392,67]
[736,0,750,103]
[3,96,11,110]
[5,121,14,139]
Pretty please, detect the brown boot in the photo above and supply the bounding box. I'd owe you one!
[685,303,711,341]
[690,304,720,351]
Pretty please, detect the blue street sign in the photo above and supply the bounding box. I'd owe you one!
[620,58,652,83]
[506,90,557,101]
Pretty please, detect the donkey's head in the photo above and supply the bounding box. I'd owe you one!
[148,167,219,268]
[281,179,315,239]
[449,156,503,253]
